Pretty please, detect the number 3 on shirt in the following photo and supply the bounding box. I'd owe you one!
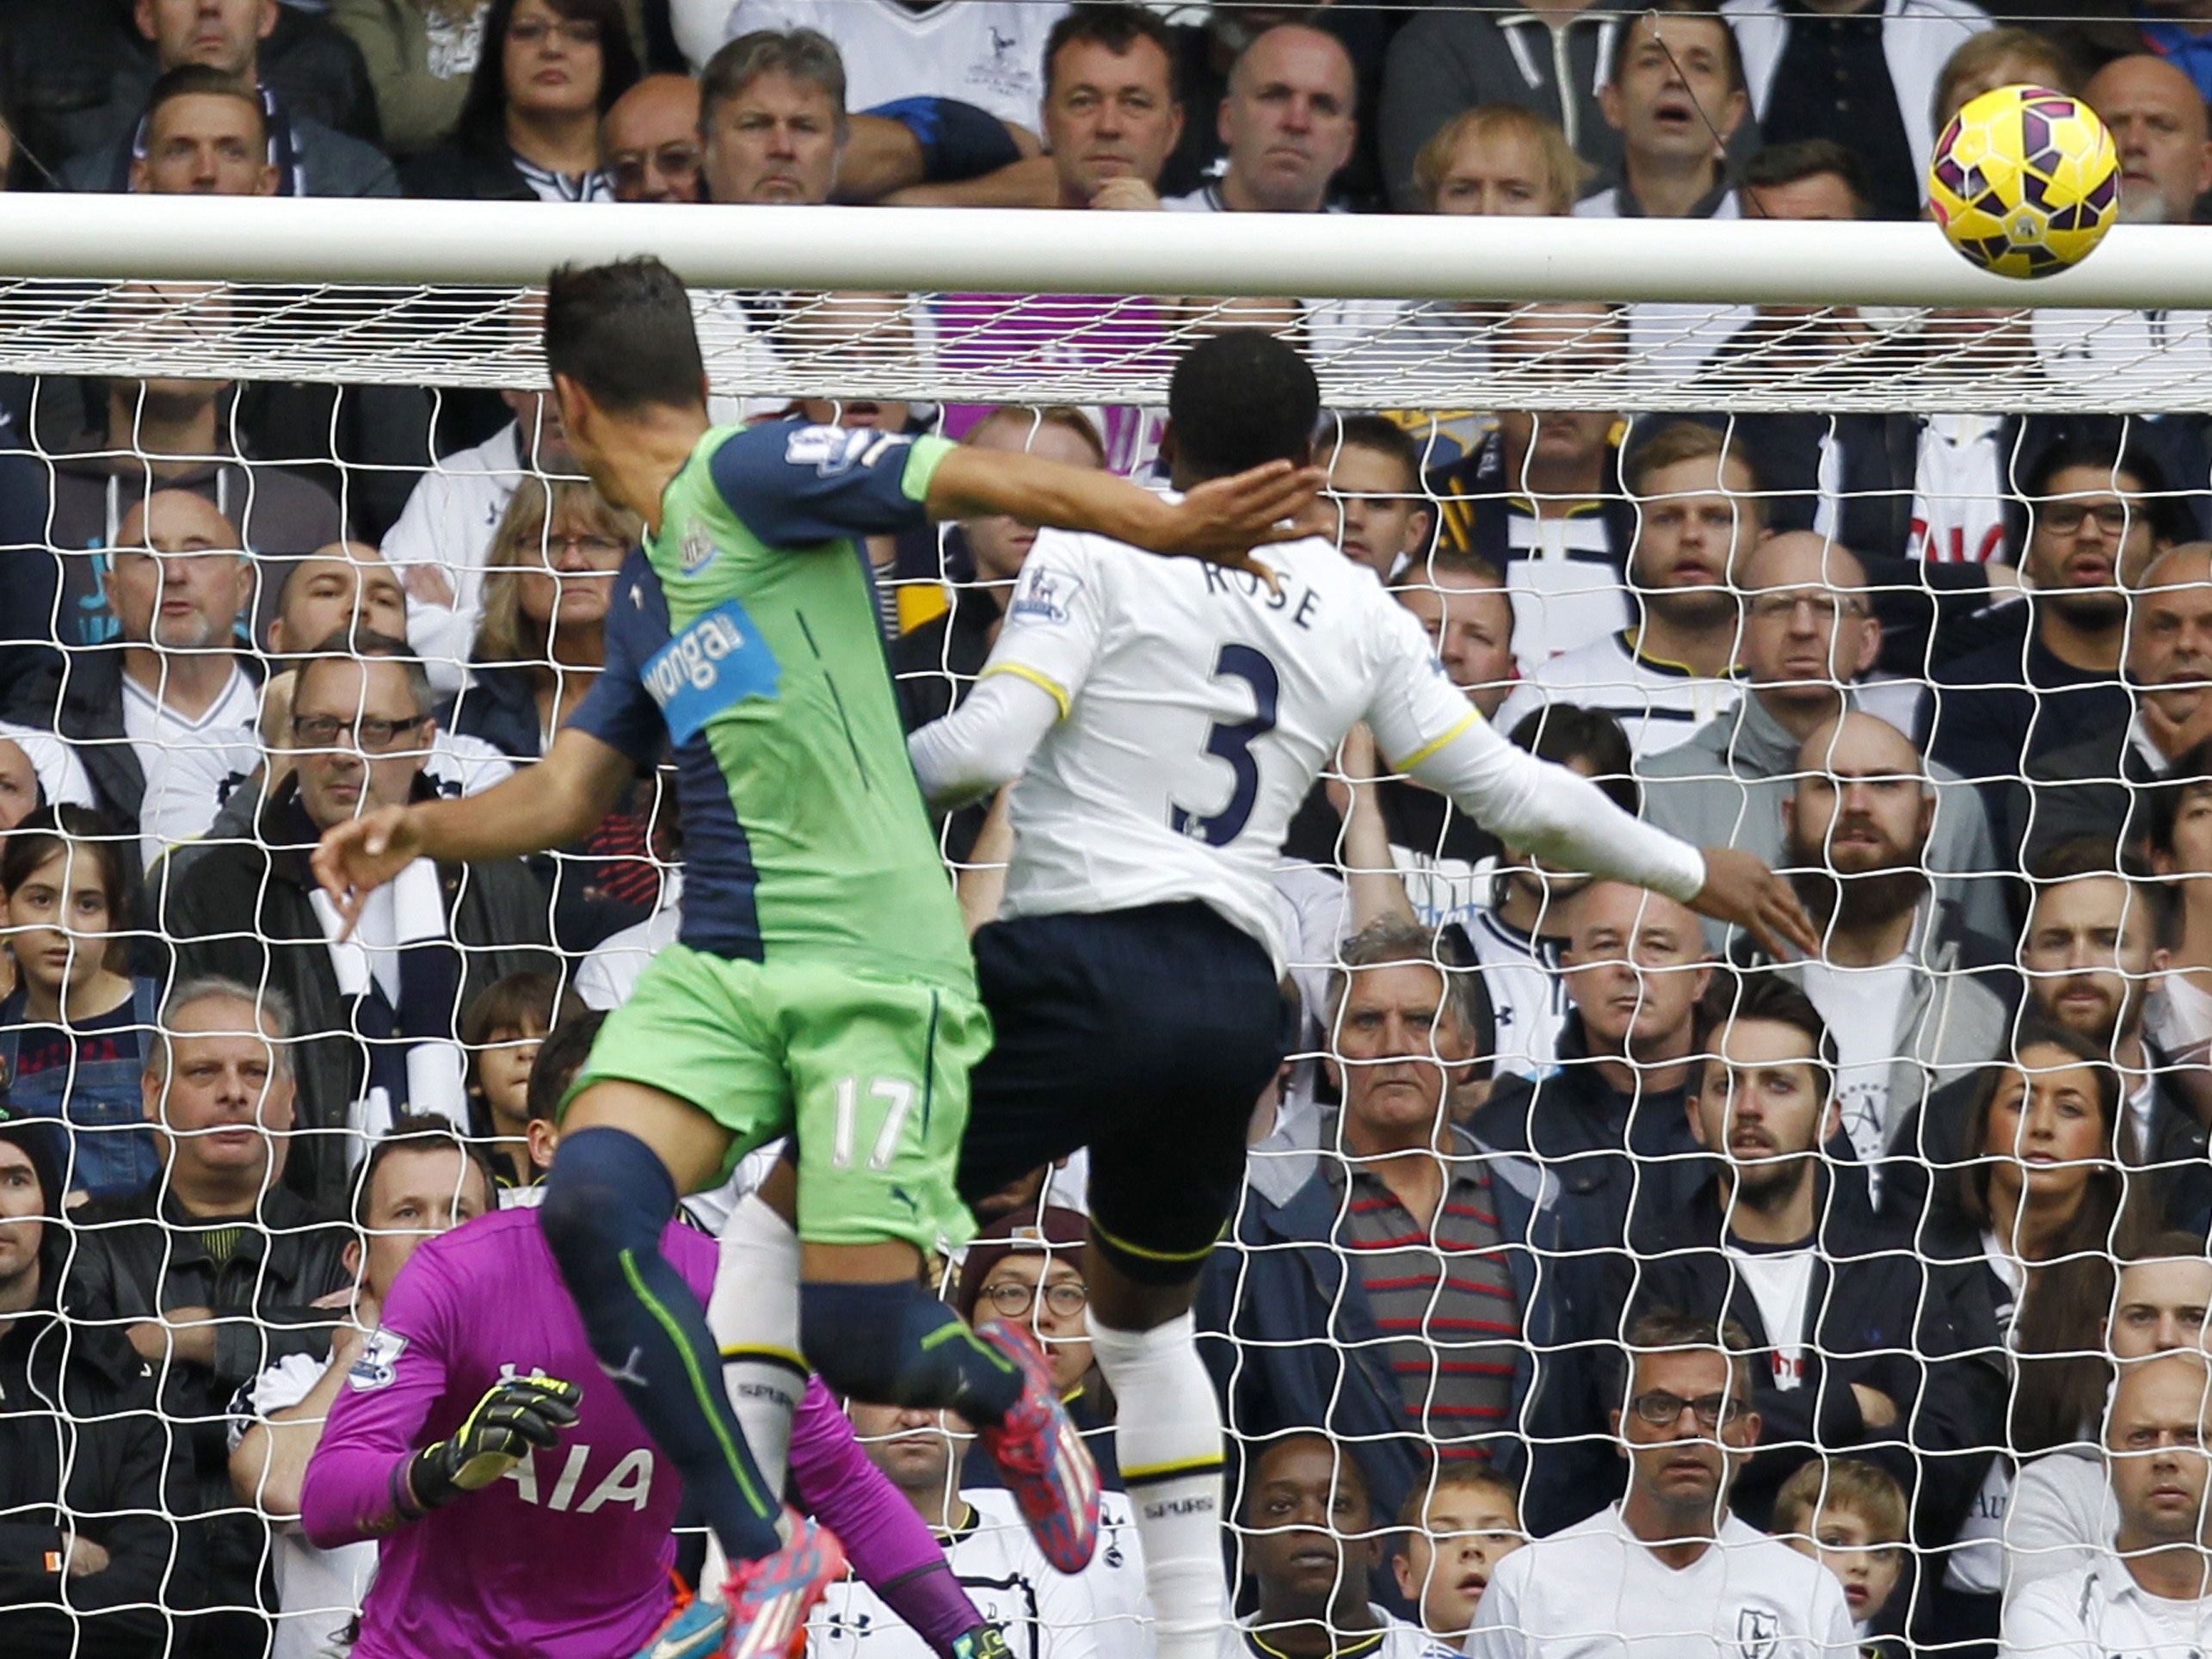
[1171,644,1280,847]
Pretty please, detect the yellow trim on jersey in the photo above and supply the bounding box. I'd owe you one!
[718,1345,811,1373]
[981,662,1071,719]
[1090,1214,1221,1264]
[1388,711,1478,774]
[1123,1453,1228,1483]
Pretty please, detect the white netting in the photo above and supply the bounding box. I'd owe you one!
[0,201,2207,1659]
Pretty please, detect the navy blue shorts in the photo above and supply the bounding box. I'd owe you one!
[959,902,1291,1285]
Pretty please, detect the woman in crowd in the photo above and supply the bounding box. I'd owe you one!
[401,0,638,200]
[1917,1024,2140,1648]
[447,478,659,950]
[1414,104,1586,219]
[0,807,161,1202]
[953,1204,1120,1488]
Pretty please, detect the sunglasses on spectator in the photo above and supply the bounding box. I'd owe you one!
[977,1281,1088,1319]
[1627,1390,1744,1428]
[611,145,704,193]
[509,18,601,46]
[291,713,430,752]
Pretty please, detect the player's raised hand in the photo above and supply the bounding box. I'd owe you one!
[311,805,426,940]
[1689,846,1821,960]
[1152,459,1327,578]
[406,1374,583,1511]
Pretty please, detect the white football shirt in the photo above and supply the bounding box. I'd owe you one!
[122,663,262,867]
[978,532,1488,970]
[1466,1503,1854,1659]
[806,1487,1137,1659]
[694,0,1067,127]
[1999,1559,2212,1659]
[1493,631,1743,762]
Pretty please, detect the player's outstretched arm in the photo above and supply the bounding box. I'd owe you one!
[311,727,636,935]
[924,446,1322,579]
[1404,725,1819,959]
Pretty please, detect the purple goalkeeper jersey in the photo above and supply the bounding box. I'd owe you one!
[300,1209,711,1659]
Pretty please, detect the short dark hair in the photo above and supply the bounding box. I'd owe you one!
[299,628,435,718]
[458,0,640,149]
[1620,1310,1757,1409]
[2146,741,2212,860]
[1741,139,1869,215]
[700,28,847,129]
[1691,971,1836,1105]
[2024,435,2190,545]
[143,65,267,145]
[1240,1430,1374,1526]
[463,971,585,1057]
[1044,3,1179,98]
[1507,704,1637,816]
[527,1009,608,1125]
[545,256,708,416]
[1607,1,1746,96]
[351,1113,500,1230]
[1166,331,1319,480]
[1322,414,1423,495]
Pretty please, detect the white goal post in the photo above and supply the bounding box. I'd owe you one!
[6,195,2212,411]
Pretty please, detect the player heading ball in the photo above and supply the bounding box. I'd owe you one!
[311,255,1322,1659]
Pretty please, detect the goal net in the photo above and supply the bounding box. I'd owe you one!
[3,195,2206,1657]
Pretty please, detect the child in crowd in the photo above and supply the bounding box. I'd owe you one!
[494,1008,607,1206]
[1771,1459,1907,1646]
[1393,1465,1525,1644]
[460,971,582,1188]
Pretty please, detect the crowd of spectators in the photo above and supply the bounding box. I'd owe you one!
[7,0,2212,1656]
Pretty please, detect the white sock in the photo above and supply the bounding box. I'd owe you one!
[1088,1313,1227,1659]
[710,1193,806,1500]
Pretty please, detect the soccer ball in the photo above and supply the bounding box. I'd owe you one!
[1928,83,2121,279]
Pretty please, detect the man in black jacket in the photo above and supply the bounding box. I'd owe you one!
[0,1108,173,1659]
[1627,974,2004,1554]
[65,977,352,1657]
[153,643,558,1206]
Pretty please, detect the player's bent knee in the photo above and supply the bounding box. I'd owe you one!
[539,1126,678,1273]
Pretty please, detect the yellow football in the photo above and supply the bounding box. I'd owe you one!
[1928,83,2120,279]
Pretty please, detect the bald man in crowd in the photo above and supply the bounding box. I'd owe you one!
[1642,530,2007,941]
[1754,712,2011,1194]
[1165,24,1359,213]
[604,73,705,202]
[2085,55,2212,225]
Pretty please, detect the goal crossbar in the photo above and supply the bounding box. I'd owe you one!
[7,196,2212,412]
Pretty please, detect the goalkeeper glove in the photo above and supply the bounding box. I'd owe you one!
[405,1374,582,1513]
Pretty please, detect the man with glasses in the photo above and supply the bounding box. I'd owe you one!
[157,637,558,1206]
[1468,1311,1854,1659]
[603,73,705,202]
[1926,440,2184,829]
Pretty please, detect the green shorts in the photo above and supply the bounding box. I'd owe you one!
[564,942,991,1254]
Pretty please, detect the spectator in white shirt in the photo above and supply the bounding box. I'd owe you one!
[2007,1239,2212,1593]
[103,490,264,870]
[2000,1353,2212,1658]
[1493,422,1761,760]
[1227,1432,1457,1659]
[1166,25,1358,213]
[227,1118,497,1659]
[1469,1311,1855,1659]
